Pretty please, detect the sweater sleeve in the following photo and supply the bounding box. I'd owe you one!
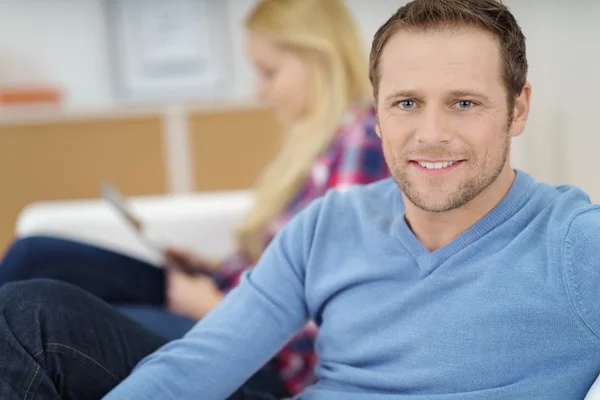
[103,200,323,400]
[563,207,600,340]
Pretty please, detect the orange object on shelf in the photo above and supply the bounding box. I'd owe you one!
[0,87,62,105]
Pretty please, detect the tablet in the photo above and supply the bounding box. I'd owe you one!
[100,181,165,259]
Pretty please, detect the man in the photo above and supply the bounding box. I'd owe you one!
[1,0,600,399]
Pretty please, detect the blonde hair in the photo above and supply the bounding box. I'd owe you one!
[235,0,372,262]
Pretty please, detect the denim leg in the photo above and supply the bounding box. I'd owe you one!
[0,236,166,304]
[116,304,197,341]
[0,279,167,399]
[0,280,290,400]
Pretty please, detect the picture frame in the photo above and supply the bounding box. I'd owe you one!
[106,0,231,103]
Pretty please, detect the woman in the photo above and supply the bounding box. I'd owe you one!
[0,0,388,397]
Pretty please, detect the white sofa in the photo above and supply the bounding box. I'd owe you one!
[12,192,600,399]
[15,190,254,265]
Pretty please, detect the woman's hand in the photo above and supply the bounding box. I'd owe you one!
[163,247,221,275]
[165,268,224,320]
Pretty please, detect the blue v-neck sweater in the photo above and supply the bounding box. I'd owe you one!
[106,170,600,399]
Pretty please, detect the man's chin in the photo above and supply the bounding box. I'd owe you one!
[402,187,463,213]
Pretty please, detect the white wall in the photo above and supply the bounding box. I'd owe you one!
[503,0,600,200]
[0,1,114,107]
[0,0,598,200]
[0,0,404,106]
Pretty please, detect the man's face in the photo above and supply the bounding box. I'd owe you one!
[376,27,528,213]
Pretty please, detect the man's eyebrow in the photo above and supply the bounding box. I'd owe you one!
[384,90,421,103]
[448,89,491,102]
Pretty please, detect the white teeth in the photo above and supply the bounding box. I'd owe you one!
[418,161,457,169]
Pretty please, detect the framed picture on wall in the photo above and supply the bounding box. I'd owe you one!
[106,0,231,103]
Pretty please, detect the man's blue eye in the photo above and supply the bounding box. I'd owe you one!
[399,100,415,109]
[457,100,473,109]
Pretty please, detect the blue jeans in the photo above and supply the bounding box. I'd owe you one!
[0,236,194,340]
[0,279,280,399]
[0,237,290,398]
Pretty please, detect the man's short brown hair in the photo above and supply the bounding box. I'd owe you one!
[369,0,528,108]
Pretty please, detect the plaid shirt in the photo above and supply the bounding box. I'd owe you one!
[212,104,390,395]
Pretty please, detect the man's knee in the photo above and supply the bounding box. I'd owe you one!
[0,279,84,345]
[0,278,89,313]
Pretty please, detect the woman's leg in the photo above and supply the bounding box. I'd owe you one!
[116,304,197,341]
[0,279,290,399]
[0,236,165,304]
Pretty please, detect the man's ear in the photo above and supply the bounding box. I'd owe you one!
[374,103,382,139]
[509,81,532,138]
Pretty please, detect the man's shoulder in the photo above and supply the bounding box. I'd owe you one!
[538,179,600,238]
[560,203,600,273]
[564,205,600,244]
[285,178,398,231]
[272,178,399,266]
[558,203,600,339]
[554,186,600,288]
[320,178,399,215]
[302,178,401,240]
[526,175,598,236]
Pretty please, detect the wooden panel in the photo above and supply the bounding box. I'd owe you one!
[0,116,166,252]
[189,108,282,191]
